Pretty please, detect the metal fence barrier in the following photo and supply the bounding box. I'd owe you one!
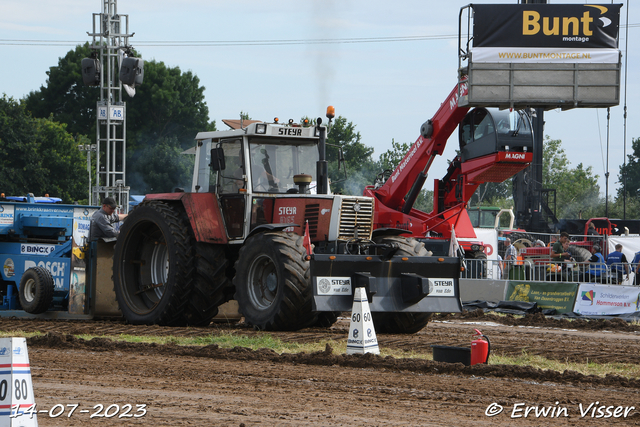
[462,257,636,286]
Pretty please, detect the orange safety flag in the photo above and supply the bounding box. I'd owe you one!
[303,220,313,256]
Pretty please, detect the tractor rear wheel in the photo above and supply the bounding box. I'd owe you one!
[19,267,54,314]
[183,243,234,326]
[113,201,194,325]
[370,235,432,334]
[234,232,314,331]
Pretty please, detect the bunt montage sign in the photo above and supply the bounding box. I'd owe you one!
[471,4,622,63]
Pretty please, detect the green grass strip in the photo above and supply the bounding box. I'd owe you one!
[1,329,638,380]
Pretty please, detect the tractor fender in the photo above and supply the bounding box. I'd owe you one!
[145,193,228,244]
[372,228,413,238]
[247,223,300,239]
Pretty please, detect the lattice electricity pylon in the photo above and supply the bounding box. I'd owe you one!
[85,0,141,212]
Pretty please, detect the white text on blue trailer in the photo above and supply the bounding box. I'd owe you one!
[0,194,99,317]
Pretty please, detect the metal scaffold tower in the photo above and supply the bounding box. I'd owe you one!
[86,0,136,211]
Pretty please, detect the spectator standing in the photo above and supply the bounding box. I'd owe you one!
[504,238,517,277]
[630,249,640,286]
[551,232,571,263]
[606,244,630,283]
[90,197,127,241]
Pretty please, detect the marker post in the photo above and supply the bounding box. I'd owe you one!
[346,287,380,355]
[0,338,37,427]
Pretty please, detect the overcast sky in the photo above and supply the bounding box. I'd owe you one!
[1,0,637,200]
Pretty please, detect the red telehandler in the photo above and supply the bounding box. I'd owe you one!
[365,80,535,273]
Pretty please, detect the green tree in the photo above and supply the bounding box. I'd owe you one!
[24,46,211,193]
[468,181,512,207]
[612,137,640,219]
[375,138,433,213]
[126,61,210,151]
[23,43,97,139]
[128,137,193,194]
[542,137,601,218]
[326,116,377,195]
[378,139,410,172]
[0,96,87,202]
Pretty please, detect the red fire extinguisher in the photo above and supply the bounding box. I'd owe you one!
[470,329,491,365]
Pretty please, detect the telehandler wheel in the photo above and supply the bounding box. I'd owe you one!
[371,235,432,334]
[183,243,234,327]
[234,232,314,331]
[113,201,194,326]
[18,267,54,314]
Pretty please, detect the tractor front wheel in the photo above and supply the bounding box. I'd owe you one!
[234,232,314,331]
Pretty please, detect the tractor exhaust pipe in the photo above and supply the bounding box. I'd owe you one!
[316,106,335,195]
[317,121,329,195]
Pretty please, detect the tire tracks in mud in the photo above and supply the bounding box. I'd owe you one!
[1,310,639,365]
[24,331,640,391]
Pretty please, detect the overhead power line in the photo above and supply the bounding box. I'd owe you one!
[0,34,456,47]
[1,23,637,47]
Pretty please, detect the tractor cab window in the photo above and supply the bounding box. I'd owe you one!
[219,139,245,193]
[493,110,532,138]
[460,109,495,147]
[249,139,319,193]
[473,109,494,140]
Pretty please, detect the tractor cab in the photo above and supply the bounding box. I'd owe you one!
[459,108,534,162]
[194,121,326,241]
[215,135,320,195]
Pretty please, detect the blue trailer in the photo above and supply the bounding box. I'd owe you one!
[0,194,115,318]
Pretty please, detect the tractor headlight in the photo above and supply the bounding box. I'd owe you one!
[256,124,267,134]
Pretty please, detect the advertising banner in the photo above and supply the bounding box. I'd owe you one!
[574,284,640,316]
[507,281,578,313]
[471,4,621,63]
[69,207,97,315]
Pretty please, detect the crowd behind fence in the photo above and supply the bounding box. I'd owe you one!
[462,258,636,286]
[461,230,639,286]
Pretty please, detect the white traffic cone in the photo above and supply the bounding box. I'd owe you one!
[0,338,38,426]
[346,287,380,355]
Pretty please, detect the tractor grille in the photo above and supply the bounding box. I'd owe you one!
[304,203,319,240]
[338,197,374,240]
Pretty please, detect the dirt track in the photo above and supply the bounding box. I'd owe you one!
[3,312,640,426]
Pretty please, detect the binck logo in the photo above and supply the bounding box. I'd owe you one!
[523,5,610,38]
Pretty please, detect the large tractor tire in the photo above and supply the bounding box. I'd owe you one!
[113,201,194,325]
[234,232,315,331]
[568,246,592,263]
[506,232,535,252]
[183,243,235,326]
[370,235,432,334]
[19,267,54,314]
